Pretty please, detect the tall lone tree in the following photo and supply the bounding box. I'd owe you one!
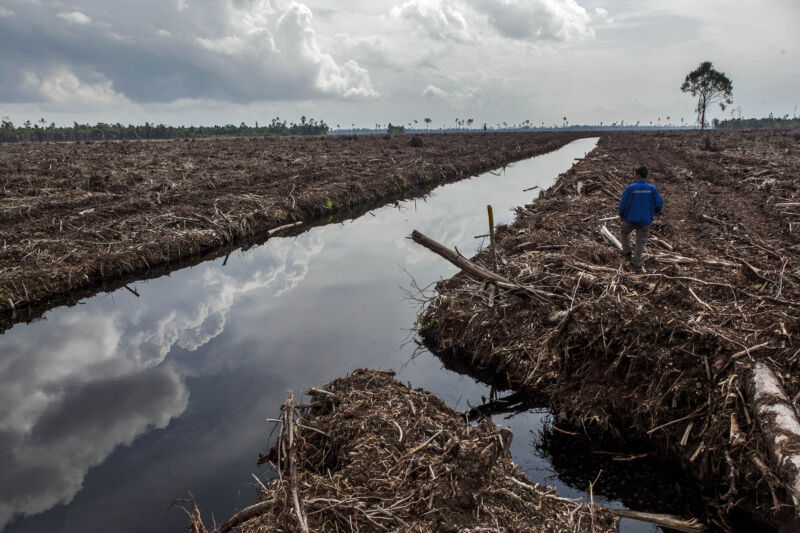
[681,61,733,130]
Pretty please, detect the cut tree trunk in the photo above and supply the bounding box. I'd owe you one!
[746,361,800,515]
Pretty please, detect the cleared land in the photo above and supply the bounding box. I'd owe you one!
[419,130,800,529]
[0,132,589,330]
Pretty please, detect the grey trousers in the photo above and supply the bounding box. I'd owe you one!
[620,220,649,266]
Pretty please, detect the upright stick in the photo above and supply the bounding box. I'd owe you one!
[487,205,498,273]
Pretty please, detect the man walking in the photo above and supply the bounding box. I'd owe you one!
[619,166,663,268]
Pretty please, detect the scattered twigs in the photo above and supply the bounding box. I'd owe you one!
[267,221,303,236]
[750,453,783,510]
[701,214,728,227]
[650,236,674,251]
[124,284,140,297]
[646,403,707,435]
[731,342,772,359]
[213,501,275,533]
[688,287,713,312]
[509,474,704,532]
[169,493,209,533]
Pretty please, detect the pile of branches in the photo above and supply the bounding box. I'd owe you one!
[417,130,800,529]
[182,369,619,532]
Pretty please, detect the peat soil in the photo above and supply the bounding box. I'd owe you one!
[0,132,590,330]
[419,130,800,530]
[183,369,619,533]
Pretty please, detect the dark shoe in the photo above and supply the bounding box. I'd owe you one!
[621,251,632,260]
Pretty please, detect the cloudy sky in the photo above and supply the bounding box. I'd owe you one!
[0,0,797,128]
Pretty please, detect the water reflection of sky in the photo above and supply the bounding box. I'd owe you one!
[2,139,607,532]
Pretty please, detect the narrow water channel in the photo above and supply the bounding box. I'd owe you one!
[1,138,695,532]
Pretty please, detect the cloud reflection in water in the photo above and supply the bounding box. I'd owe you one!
[0,233,324,528]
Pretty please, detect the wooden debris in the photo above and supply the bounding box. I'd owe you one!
[417,130,800,527]
[192,370,620,532]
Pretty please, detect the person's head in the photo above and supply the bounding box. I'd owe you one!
[634,166,648,180]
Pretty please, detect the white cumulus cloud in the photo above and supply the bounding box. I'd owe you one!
[423,83,482,109]
[423,84,448,98]
[57,11,91,25]
[391,0,473,42]
[475,0,594,42]
[391,0,596,44]
[271,2,378,98]
[21,67,123,104]
[191,1,376,99]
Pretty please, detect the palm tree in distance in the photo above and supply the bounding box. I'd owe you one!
[424,118,432,131]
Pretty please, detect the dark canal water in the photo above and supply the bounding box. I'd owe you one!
[1,138,698,532]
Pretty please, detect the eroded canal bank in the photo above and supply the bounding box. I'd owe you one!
[418,130,800,531]
[1,138,702,532]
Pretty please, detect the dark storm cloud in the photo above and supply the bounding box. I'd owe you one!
[0,366,188,528]
[0,0,375,104]
[29,367,187,444]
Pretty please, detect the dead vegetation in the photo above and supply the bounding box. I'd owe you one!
[417,130,800,530]
[179,369,621,532]
[0,132,590,330]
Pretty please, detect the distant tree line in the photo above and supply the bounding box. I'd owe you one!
[0,116,329,143]
[715,115,800,130]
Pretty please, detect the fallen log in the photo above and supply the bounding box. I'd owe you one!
[746,361,800,515]
[409,230,561,301]
[608,509,704,533]
[410,230,515,288]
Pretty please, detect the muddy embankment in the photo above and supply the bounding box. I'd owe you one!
[0,132,592,331]
[418,130,800,530]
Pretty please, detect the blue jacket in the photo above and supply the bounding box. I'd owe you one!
[619,180,663,226]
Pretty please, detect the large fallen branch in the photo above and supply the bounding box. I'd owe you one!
[608,509,704,533]
[746,361,800,516]
[409,230,562,301]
